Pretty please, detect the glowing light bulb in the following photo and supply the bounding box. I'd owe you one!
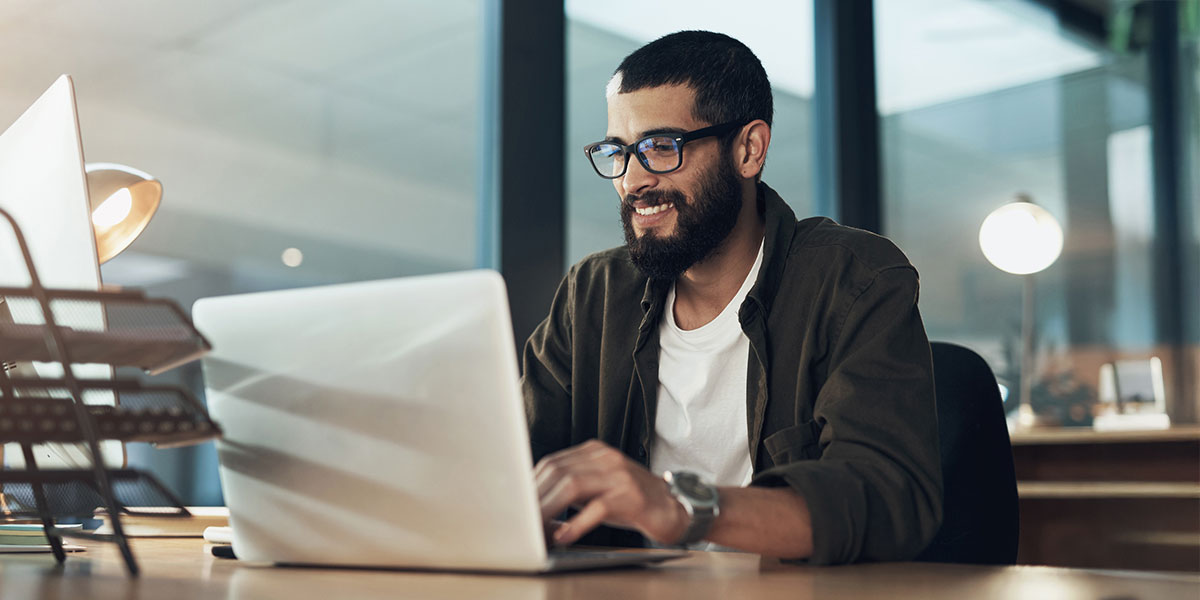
[282,248,304,267]
[979,202,1063,275]
[91,187,133,229]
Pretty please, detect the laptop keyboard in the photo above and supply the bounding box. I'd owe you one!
[546,547,687,571]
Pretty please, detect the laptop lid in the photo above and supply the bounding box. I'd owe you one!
[193,271,548,571]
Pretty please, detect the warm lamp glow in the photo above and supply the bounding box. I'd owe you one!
[91,187,133,229]
[84,163,162,263]
[978,201,1063,275]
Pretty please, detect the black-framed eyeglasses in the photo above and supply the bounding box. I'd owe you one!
[582,120,747,180]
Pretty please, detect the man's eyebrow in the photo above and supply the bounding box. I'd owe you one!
[603,127,689,145]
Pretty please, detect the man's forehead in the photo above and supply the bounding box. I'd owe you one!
[605,72,624,99]
[605,82,698,136]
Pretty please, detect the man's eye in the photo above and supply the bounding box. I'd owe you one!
[596,145,622,158]
[640,138,676,154]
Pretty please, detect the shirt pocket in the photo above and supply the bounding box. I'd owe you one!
[762,420,823,466]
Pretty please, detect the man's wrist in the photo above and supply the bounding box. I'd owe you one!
[664,494,690,545]
[662,471,720,546]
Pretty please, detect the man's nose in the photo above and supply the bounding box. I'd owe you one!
[619,154,659,199]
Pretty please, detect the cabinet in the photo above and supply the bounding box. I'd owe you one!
[1012,427,1200,572]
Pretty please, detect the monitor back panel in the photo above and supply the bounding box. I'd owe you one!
[0,75,120,469]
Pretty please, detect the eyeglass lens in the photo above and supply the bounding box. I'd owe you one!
[588,136,682,178]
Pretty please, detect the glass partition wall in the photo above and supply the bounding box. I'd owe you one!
[0,1,485,503]
[876,0,1198,425]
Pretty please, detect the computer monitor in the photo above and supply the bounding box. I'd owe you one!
[0,75,123,468]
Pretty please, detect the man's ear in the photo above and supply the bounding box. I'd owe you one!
[735,120,771,180]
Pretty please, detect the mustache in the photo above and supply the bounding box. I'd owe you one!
[622,189,685,208]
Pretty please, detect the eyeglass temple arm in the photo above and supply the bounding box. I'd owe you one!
[677,121,746,144]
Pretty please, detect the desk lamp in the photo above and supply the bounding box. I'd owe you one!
[84,163,161,264]
[1,163,160,372]
[978,193,1063,429]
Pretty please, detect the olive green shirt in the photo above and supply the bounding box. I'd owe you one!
[522,182,942,564]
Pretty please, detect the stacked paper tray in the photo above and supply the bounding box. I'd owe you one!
[0,287,210,374]
[0,377,220,447]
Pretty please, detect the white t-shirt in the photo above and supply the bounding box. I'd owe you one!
[649,241,764,490]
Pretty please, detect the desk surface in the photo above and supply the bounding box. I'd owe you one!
[0,538,1197,599]
[1010,425,1200,445]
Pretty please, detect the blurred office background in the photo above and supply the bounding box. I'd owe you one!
[0,0,1195,570]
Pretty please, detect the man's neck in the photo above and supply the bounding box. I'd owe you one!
[672,186,765,331]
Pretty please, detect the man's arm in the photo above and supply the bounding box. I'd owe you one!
[706,486,812,557]
[521,265,577,463]
[537,440,815,558]
[752,265,943,564]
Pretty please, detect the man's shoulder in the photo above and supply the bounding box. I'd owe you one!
[789,216,916,275]
[571,245,636,277]
[566,246,649,302]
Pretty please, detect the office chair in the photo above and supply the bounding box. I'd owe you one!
[915,342,1020,565]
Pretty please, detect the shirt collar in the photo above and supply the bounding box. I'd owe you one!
[746,181,798,318]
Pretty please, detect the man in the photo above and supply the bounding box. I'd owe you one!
[522,31,942,565]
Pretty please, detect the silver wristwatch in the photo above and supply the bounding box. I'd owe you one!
[663,470,719,546]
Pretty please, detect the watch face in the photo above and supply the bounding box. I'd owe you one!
[675,472,717,502]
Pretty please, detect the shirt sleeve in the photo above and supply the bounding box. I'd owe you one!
[520,264,577,464]
[751,265,944,564]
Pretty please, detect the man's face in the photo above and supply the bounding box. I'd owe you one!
[605,84,743,280]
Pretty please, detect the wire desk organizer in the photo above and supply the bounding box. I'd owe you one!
[0,206,220,576]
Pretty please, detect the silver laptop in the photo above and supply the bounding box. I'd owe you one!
[193,270,684,573]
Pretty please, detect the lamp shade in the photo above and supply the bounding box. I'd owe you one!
[978,198,1063,275]
[84,163,161,264]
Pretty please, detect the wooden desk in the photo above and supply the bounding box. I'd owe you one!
[1011,425,1200,446]
[0,538,1197,599]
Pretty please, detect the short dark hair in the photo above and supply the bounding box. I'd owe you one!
[614,31,773,130]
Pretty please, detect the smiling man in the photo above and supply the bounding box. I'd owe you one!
[522,31,942,564]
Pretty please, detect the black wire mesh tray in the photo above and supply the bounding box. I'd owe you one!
[0,377,220,447]
[0,468,185,520]
[1,205,199,575]
[0,287,210,374]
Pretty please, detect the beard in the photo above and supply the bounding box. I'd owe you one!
[621,155,743,281]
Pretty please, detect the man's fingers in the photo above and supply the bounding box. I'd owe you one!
[538,465,611,522]
[534,442,620,497]
[536,440,613,469]
[535,441,616,478]
[552,497,610,547]
[543,518,566,546]
[533,441,636,534]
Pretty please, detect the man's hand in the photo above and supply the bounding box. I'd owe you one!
[535,439,688,547]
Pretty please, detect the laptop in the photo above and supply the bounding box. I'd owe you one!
[192,270,685,573]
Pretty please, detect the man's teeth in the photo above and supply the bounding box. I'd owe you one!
[635,203,674,216]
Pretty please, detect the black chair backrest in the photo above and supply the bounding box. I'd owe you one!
[916,342,1019,564]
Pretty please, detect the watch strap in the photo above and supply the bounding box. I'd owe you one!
[665,471,719,546]
[676,504,715,546]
